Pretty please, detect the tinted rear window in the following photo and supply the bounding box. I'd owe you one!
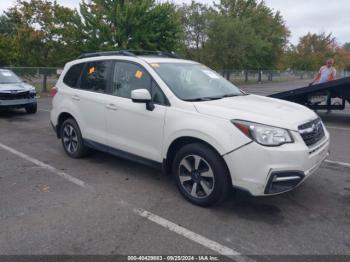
[63,63,84,88]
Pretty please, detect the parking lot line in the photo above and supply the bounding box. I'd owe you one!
[1,134,346,258]
[325,126,350,132]
[0,141,251,258]
[38,108,51,112]
[134,208,253,262]
[0,142,92,189]
[325,159,350,168]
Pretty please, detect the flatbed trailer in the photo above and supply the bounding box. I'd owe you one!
[269,77,350,111]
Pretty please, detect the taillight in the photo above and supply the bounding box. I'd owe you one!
[50,86,58,97]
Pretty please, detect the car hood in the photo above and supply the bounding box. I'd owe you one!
[0,82,34,93]
[193,94,317,131]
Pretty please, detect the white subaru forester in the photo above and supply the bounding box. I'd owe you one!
[50,51,330,206]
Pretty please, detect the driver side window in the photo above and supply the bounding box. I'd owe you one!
[112,61,168,105]
[112,62,151,99]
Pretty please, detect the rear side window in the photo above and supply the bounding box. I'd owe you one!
[63,63,84,88]
[80,61,111,93]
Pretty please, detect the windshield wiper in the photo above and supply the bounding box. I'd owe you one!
[183,96,223,102]
[217,94,240,98]
[184,94,240,102]
[184,94,242,102]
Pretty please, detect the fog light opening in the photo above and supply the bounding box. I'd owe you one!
[265,171,304,194]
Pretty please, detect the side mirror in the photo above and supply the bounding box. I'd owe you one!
[131,89,154,111]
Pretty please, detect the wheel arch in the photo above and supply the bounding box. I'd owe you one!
[56,112,78,138]
[164,136,231,182]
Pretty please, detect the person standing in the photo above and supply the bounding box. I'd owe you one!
[310,58,336,85]
[310,58,337,113]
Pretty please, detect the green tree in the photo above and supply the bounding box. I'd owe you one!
[205,15,263,69]
[203,0,289,70]
[343,42,350,51]
[0,36,14,66]
[0,15,16,66]
[286,33,341,70]
[6,0,84,67]
[79,0,183,52]
[179,0,210,61]
[0,15,16,36]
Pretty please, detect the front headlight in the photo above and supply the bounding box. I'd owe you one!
[232,120,293,146]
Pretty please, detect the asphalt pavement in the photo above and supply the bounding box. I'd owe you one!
[0,81,349,261]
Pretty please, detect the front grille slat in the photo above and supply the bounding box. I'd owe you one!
[298,118,325,147]
[0,91,33,100]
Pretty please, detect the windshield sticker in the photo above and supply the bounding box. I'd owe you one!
[150,63,160,68]
[202,70,220,79]
[1,71,12,77]
[135,70,143,79]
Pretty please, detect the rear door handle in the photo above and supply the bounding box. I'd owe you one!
[71,94,80,101]
[106,103,118,111]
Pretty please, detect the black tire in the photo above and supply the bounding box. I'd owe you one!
[25,103,37,114]
[172,143,231,207]
[60,118,88,158]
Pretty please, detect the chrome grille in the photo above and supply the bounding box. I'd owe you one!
[298,118,325,147]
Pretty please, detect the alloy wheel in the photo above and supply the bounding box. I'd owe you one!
[178,155,215,199]
[62,124,79,154]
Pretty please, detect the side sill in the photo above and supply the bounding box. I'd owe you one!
[83,139,163,170]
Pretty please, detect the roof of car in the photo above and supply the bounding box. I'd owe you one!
[138,56,197,64]
[74,50,198,65]
[72,55,198,66]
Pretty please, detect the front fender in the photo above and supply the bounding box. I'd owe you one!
[162,109,251,157]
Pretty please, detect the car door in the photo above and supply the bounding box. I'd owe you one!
[70,60,112,145]
[105,61,168,162]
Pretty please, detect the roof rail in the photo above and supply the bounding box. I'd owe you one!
[127,50,180,58]
[77,50,180,59]
[77,50,136,59]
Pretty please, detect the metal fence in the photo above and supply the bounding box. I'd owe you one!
[4,67,350,93]
[218,69,350,83]
[4,67,60,93]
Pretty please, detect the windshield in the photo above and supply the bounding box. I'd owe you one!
[0,70,22,84]
[151,63,242,101]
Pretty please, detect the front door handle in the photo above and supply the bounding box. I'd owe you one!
[106,103,118,111]
[71,94,80,101]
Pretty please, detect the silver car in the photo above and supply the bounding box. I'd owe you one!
[0,69,37,114]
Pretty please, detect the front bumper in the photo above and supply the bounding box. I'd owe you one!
[223,130,330,196]
[0,98,37,108]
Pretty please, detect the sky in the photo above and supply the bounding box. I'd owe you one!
[0,0,349,45]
